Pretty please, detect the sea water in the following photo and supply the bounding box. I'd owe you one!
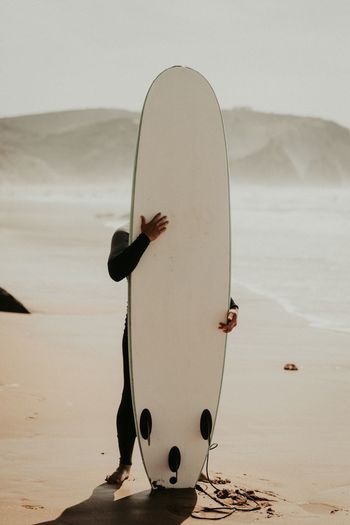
[231,186,350,334]
[2,182,348,334]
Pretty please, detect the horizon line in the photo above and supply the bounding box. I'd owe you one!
[0,105,348,130]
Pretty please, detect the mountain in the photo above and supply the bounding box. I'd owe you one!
[0,108,139,183]
[1,107,349,185]
[223,108,350,185]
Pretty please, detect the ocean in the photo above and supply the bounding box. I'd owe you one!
[231,186,350,334]
[1,183,349,334]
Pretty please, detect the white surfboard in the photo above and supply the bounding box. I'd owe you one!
[129,66,231,489]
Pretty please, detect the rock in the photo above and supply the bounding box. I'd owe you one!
[0,288,30,313]
[284,363,298,371]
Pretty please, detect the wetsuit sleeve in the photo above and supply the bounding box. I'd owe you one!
[108,230,150,282]
[230,297,239,309]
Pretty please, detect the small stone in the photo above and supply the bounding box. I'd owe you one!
[284,363,298,371]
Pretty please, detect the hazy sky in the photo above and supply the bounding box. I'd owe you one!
[1,0,350,127]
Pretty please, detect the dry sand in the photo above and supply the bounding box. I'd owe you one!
[1,191,349,524]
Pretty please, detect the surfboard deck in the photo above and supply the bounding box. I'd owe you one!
[129,66,231,489]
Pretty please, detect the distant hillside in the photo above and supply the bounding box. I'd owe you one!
[223,108,350,185]
[0,108,139,183]
[1,107,349,185]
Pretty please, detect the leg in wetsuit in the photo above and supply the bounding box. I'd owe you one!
[106,229,150,482]
[116,317,136,465]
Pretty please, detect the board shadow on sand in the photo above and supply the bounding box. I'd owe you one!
[34,483,197,525]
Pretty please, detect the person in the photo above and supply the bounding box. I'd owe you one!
[105,212,239,484]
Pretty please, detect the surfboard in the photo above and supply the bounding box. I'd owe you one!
[129,66,231,489]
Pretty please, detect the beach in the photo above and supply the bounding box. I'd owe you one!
[1,184,349,524]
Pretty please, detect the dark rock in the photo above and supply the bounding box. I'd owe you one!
[284,363,299,371]
[0,288,30,313]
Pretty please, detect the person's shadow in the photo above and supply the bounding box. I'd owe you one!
[34,482,198,525]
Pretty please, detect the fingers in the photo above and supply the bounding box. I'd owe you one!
[155,221,168,237]
[151,214,169,234]
[157,218,169,228]
[154,216,168,228]
[150,212,162,223]
[218,317,237,328]
[140,212,169,241]
[218,318,237,333]
[146,212,168,225]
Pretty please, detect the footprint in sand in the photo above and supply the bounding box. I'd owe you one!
[22,503,44,510]
[301,502,341,515]
[26,412,39,420]
[0,383,20,390]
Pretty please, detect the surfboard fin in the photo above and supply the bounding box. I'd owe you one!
[140,408,152,446]
[200,409,213,441]
[168,446,181,484]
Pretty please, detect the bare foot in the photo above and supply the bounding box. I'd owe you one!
[105,463,131,484]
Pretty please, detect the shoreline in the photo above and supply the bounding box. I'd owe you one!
[237,280,350,336]
[2,186,349,335]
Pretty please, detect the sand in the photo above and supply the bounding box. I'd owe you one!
[1,187,349,524]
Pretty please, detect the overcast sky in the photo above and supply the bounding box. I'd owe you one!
[1,0,349,127]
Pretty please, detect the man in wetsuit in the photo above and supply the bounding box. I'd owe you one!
[106,212,239,484]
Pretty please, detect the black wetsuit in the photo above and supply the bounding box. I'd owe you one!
[108,229,238,465]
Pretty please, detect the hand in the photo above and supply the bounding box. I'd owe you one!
[218,309,238,333]
[141,212,169,241]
